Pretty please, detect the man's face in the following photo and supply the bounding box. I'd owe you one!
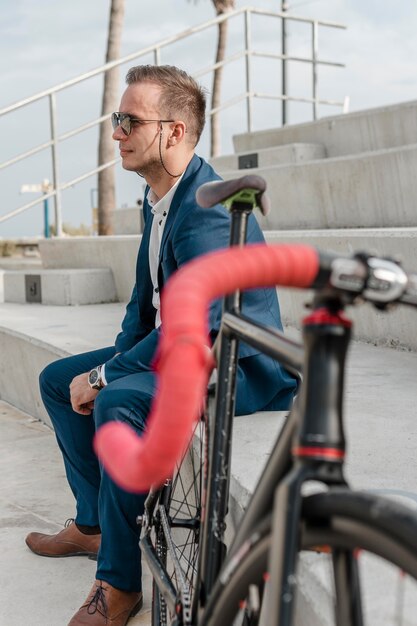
[113,82,164,177]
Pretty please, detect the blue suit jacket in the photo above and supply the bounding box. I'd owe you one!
[104,154,296,413]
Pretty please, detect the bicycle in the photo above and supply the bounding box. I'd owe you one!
[95,174,417,626]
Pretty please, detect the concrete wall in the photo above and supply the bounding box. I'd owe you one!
[233,100,417,157]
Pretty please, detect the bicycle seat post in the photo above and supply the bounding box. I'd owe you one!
[199,186,263,599]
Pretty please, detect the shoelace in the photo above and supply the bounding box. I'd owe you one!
[87,584,108,616]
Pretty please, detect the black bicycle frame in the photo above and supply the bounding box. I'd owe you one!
[200,290,362,626]
[143,196,362,626]
[198,201,305,603]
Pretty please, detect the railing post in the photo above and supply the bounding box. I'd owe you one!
[154,47,161,65]
[49,93,63,237]
[281,1,288,126]
[244,9,253,133]
[312,20,318,120]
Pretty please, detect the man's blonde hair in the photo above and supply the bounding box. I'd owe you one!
[126,65,206,146]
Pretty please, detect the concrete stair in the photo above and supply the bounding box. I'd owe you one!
[233,99,417,157]
[39,235,140,302]
[211,142,325,171]
[209,98,417,353]
[218,143,417,230]
[2,99,417,622]
[3,268,117,305]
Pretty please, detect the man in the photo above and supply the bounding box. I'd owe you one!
[25,65,297,626]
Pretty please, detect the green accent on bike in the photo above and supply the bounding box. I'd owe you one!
[222,188,260,211]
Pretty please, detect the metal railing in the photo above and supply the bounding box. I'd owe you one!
[0,6,346,236]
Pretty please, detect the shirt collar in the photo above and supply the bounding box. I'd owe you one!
[147,174,184,216]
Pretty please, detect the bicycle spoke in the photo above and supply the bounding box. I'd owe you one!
[152,416,206,624]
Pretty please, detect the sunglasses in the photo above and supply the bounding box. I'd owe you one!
[111,112,174,136]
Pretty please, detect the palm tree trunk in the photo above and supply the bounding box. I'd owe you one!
[97,0,125,236]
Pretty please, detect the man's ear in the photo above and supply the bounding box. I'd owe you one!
[168,121,186,145]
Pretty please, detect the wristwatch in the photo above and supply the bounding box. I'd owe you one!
[88,365,104,390]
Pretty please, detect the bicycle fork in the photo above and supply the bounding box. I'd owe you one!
[264,300,364,626]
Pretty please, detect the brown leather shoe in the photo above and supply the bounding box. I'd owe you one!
[25,519,100,558]
[67,580,143,625]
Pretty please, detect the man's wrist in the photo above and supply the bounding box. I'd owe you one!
[88,365,105,390]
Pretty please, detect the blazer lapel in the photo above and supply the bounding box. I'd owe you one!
[158,154,202,260]
[136,197,156,328]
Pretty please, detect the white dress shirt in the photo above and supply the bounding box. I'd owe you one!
[147,175,183,328]
[100,176,183,387]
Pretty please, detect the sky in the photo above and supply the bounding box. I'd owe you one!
[1,0,417,238]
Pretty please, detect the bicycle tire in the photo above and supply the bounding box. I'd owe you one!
[151,413,209,626]
[202,489,417,626]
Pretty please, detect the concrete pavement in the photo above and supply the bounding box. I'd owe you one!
[0,401,152,626]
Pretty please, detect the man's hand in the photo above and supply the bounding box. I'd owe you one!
[70,372,99,415]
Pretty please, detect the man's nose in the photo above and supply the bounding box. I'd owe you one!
[112,125,126,141]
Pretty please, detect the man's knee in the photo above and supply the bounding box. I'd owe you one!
[39,358,67,401]
[93,386,149,434]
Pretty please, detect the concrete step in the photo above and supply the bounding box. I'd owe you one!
[210,142,326,173]
[0,256,42,271]
[221,143,417,229]
[3,268,117,305]
[233,99,417,158]
[265,228,417,350]
[0,257,43,304]
[0,302,124,425]
[39,236,140,303]
[36,231,416,348]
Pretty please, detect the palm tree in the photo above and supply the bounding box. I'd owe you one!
[210,0,235,158]
[97,0,125,235]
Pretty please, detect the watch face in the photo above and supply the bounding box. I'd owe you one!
[89,369,99,385]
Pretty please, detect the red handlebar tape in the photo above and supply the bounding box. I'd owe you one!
[94,243,319,493]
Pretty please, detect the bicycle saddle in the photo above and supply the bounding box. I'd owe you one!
[196,175,270,215]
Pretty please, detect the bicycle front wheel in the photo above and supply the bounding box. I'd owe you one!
[203,489,417,626]
[151,413,208,626]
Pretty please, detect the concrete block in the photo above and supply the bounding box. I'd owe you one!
[210,142,325,173]
[233,99,417,158]
[222,144,417,229]
[113,206,143,235]
[39,236,140,302]
[3,268,117,305]
[265,228,417,350]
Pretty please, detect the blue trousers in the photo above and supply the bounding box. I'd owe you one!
[39,347,154,593]
[39,346,296,593]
